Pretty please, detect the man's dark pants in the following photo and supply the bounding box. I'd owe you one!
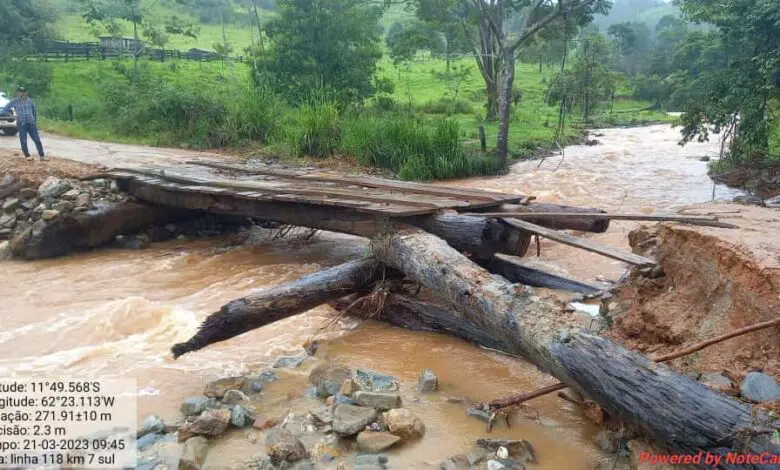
[18,122,45,157]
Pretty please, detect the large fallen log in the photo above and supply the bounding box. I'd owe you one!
[474,203,611,233]
[171,258,384,358]
[124,180,531,259]
[368,228,778,459]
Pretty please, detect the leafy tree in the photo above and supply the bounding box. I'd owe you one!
[607,20,650,75]
[676,0,780,163]
[0,0,55,50]
[254,0,384,105]
[547,32,616,118]
[386,21,444,66]
[462,0,610,164]
[414,0,471,71]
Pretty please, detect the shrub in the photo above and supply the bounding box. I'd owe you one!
[418,97,473,115]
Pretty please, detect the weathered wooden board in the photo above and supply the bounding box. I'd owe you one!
[184,159,525,205]
[501,217,657,267]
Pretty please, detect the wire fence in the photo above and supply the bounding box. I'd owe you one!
[29,40,245,63]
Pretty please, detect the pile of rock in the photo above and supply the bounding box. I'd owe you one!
[134,371,279,470]
[0,174,129,256]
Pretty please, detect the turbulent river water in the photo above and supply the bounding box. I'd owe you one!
[0,124,744,469]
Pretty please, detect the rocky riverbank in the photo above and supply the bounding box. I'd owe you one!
[0,172,257,260]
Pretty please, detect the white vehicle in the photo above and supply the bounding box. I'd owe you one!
[0,91,18,137]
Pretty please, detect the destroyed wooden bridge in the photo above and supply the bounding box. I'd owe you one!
[106,160,777,465]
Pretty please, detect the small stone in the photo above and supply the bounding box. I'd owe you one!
[340,378,359,397]
[740,372,780,403]
[384,408,425,440]
[230,405,254,428]
[136,432,160,451]
[180,396,214,417]
[53,200,74,213]
[19,187,37,200]
[273,351,308,369]
[476,439,535,464]
[41,209,59,221]
[355,454,389,466]
[223,389,250,406]
[332,404,378,436]
[310,364,352,398]
[75,193,91,207]
[251,414,278,430]
[0,213,16,228]
[62,189,81,200]
[91,178,107,187]
[355,369,399,392]
[487,461,506,470]
[492,459,525,470]
[265,428,308,463]
[0,241,9,260]
[356,432,401,452]
[179,436,209,470]
[139,414,166,437]
[700,373,734,394]
[204,376,247,398]
[418,369,439,392]
[189,408,231,437]
[3,198,19,212]
[353,391,401,411]
[466,407,491,422]
[310,407,333,426]
[38,177,71,198]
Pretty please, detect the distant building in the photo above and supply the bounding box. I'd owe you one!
[99,36,145,51]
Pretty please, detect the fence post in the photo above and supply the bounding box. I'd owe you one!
[479,125,487,152]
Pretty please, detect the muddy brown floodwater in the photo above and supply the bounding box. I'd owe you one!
[0,124,744,469]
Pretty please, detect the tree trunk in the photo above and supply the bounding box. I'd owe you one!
[368,228,777,458]
[480,203,611,233]
[495,49,516,168]
[171,258,384,357]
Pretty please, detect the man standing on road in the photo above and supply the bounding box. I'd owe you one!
[2,86,45,161]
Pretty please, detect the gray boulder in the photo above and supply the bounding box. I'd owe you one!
[38,177,71,198]
[180,396,214,417]
[355,369,399,392]
[273,351,308,369]
[265,428,307,463]
[740,372,780,402]
[179,436,209,470]
[332,404,377,436]
[353,391,401,411]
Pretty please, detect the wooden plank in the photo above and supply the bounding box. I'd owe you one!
[134,175,433,216]
[111,166,468,210]
[464,212,737,229]
[501,218,657,267]
[184,159,524,204]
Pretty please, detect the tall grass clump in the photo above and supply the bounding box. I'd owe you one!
[285,100,341,158]
[341,113,497,180]
[219,85,283,145]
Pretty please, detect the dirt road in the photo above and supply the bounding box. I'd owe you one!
[0,131,226,167]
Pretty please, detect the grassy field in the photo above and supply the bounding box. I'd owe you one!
[35,56,673,156]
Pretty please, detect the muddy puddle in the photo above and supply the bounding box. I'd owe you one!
[0,124,744,468]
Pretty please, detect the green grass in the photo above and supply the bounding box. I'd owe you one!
[33,54,675,179]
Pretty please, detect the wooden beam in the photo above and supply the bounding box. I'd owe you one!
[501,218,657,267]
[465,212,738,229]
[471,203,611,233]
[184,159,524,204]
[479,254,602,294]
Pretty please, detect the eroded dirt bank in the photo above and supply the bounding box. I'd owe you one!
[609,204,780,385]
